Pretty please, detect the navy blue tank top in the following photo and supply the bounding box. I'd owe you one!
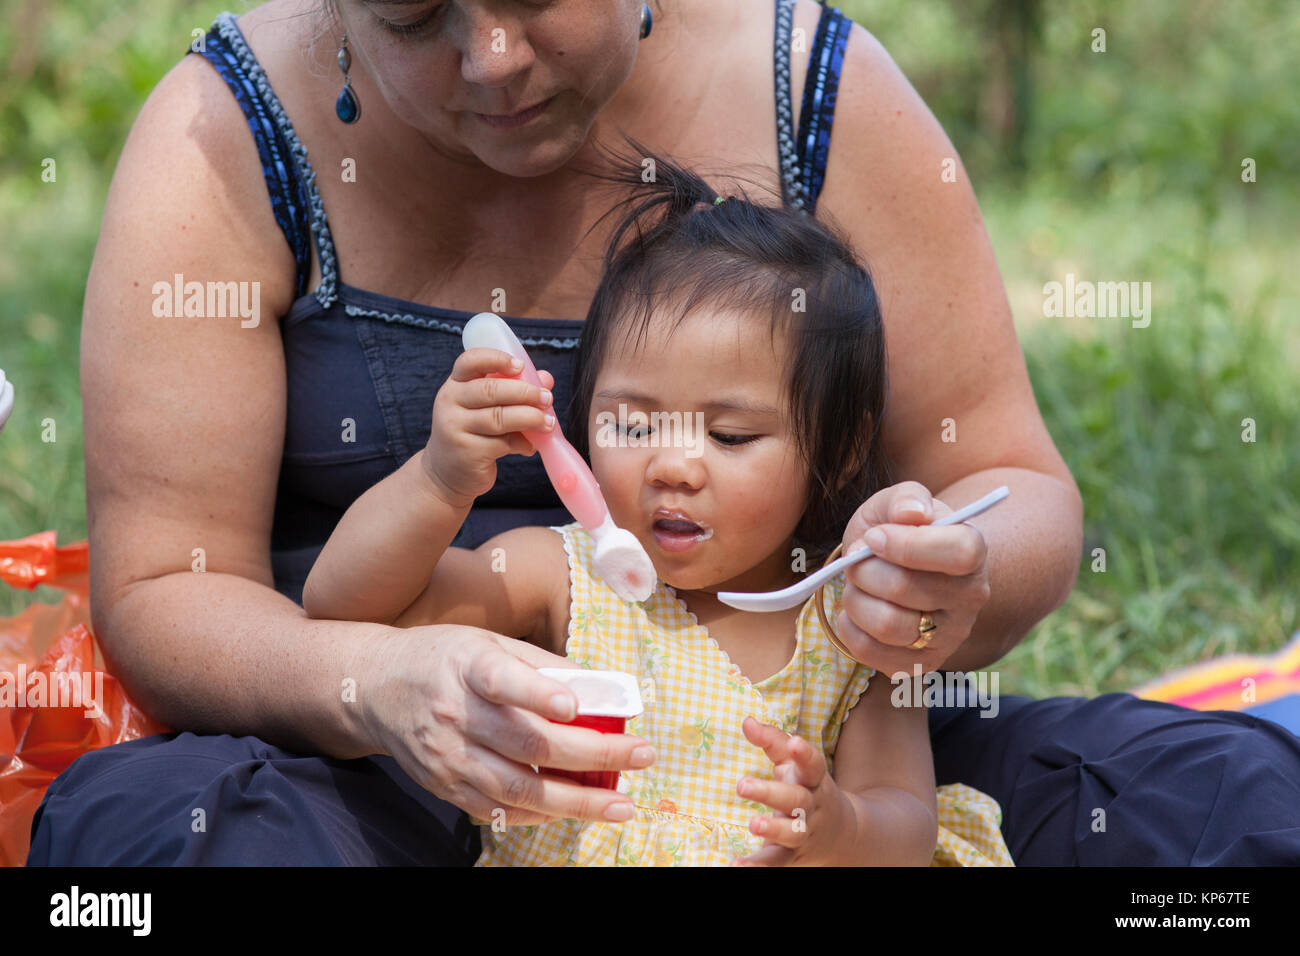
[188,2,852,605]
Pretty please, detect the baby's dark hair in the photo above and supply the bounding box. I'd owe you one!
[568,138,894,568]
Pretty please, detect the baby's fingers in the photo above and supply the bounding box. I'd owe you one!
[454,350,554,397]
[737,774,808,818]
[741,716,796,766]
[748,811,809,851]
[733,844,794,867]
[786,733,828,785]
[454,347,523,381]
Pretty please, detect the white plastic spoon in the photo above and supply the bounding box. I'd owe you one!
[716,486,1011,612]
[0,369,13,432]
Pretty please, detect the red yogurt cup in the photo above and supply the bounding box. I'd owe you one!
[537,668,644,792]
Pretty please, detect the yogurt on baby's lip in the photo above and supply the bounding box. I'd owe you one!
[539,668,643,717]
[651,520,713,554]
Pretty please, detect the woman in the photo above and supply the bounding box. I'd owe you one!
[28,0,1300,865]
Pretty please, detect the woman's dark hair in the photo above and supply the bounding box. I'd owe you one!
[567,137,894,568]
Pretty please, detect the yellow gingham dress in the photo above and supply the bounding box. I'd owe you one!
[475,522,1014,866]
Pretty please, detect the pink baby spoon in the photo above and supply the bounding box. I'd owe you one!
[461,312,657,603]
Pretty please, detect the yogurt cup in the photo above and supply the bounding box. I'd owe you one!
[538,668,644,791]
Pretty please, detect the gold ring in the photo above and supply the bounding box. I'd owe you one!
[908,614,938,650]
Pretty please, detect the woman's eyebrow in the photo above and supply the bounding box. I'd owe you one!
[595,389,780,417]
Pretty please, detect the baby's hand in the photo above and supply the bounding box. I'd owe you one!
[733,717,851,866]
[423,349,556,507]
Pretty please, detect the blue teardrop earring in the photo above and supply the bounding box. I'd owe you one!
[335,35,361,124]
[640,3,653,39]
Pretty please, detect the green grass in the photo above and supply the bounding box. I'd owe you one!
[0,0,239,612]
[983,186,1300,696]
[2,1,1297,699]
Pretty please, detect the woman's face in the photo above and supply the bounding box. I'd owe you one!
[587,306,810,597]
[334,0,644,177]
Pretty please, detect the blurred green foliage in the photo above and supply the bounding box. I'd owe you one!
[0,0,239,609]
[0,0,1297,696]
[843,0,1300,202]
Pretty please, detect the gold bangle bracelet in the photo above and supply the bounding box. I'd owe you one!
[814,543,871,665]
[814,542,939,665]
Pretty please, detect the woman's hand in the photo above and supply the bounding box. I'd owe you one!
[836,481,993,675]
[422,349,557,508]
[354,622,656,827]
[733,718,853,866]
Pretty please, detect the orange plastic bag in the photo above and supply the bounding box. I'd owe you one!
[0,531,167,866]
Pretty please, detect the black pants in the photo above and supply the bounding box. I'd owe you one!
[26,693,1300,865]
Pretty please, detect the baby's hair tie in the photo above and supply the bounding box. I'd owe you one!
[713,195,727,205]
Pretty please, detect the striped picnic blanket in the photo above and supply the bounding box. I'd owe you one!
[1132,630,1300,735]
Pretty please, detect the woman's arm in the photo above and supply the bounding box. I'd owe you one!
[930,468,1081,671]
[78,57,653,827]
[79,53,374,752]
[815,23,1084,670]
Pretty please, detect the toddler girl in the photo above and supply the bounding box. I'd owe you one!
[304,145,1013,866]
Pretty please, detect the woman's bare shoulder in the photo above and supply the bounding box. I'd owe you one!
[81,27,316,617]
[128,46,301,318]
[608,0,822,196]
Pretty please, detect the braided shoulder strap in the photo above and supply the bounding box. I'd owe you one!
[773,0,806,211]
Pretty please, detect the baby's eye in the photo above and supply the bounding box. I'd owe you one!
[711,432,758,446]
[617,422,653,439]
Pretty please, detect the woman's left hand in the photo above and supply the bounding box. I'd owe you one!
[835,481,992,675]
